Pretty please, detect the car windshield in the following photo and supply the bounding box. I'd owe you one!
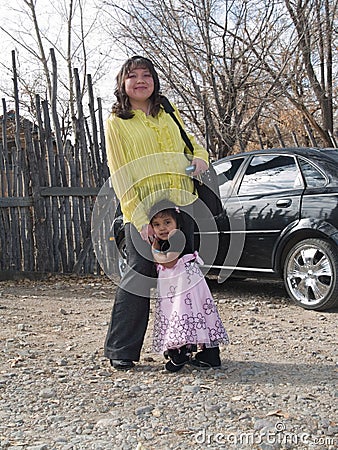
[214,157,245,198]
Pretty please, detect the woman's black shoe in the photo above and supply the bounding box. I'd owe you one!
[190,347,221,369]
[110,359,135,370]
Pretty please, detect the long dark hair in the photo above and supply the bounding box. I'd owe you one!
[112,55,162,119]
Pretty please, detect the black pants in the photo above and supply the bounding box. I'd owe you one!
[104,204,195,361]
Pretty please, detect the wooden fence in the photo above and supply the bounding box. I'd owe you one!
[0,52,118,279]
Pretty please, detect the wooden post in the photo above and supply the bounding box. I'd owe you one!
[87,74,101,184]
[1,100,8,197]
[97,97,109,182]
[24,119,50,272]
[42,99,60,271]
[74,67,93,272]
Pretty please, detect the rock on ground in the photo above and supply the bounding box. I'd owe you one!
[0,275,337,450]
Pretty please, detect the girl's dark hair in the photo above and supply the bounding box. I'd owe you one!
[149,200,186,254]
[148,200,181,228]
[112,55,161,119]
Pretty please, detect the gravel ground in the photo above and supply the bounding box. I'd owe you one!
[0,275,337,450]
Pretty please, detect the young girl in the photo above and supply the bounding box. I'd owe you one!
[149,201,229,372]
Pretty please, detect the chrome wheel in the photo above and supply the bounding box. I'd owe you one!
[284,238,338,311]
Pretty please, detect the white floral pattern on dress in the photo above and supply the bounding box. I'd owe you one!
[152,252,229,353]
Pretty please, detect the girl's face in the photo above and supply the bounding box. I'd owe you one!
[151,213,177,240]
[124,67,154,106]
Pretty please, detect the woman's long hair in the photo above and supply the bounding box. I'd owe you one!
[112,55,162,119]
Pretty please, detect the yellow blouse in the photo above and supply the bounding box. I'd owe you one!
[105,103,209,231]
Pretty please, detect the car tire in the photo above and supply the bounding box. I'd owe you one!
[117,236,127,278]
[283,238,338,311]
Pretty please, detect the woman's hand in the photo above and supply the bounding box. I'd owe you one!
[140,223,155,243]
[192,158,208,176]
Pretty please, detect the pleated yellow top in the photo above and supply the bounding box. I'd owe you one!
[105,103,209,230]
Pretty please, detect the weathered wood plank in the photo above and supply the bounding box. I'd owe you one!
[39,187,100,196]
[0,197,33,207]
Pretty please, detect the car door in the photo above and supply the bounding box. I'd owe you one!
[198,157,246,268]
[219,153,304,273]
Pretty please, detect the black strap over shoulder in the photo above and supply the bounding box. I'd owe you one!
[160,96,222,217]
[160,96,194,155]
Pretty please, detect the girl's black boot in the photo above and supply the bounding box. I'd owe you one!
[165,346,190,372]
[190,346,221,369]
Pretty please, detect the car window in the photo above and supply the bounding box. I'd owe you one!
[238,155,303,195]
[298,158,327,188]
[214,158,245,198]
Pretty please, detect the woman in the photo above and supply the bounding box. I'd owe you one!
[104,55,215,370]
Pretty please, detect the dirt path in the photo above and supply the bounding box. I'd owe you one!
[0,275,337,449]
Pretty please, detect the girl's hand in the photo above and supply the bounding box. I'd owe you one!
[191,158,208,176]
[140,223,155,243]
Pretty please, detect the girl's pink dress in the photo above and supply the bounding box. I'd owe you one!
[152,252,229,353]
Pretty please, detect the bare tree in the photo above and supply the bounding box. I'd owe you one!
[227,0,338,149]
[0,0,113,136]
[100,0,338,154]
[282,0,337,146]
[99,0,301,157]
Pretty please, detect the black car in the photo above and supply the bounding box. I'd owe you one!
[112,147,338,311]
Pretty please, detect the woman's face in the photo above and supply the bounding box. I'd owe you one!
[151,213,177,240]
[124,67,154,106]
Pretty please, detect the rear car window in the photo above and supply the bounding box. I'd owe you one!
[298,158,327,188]
[239,154,302,195]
